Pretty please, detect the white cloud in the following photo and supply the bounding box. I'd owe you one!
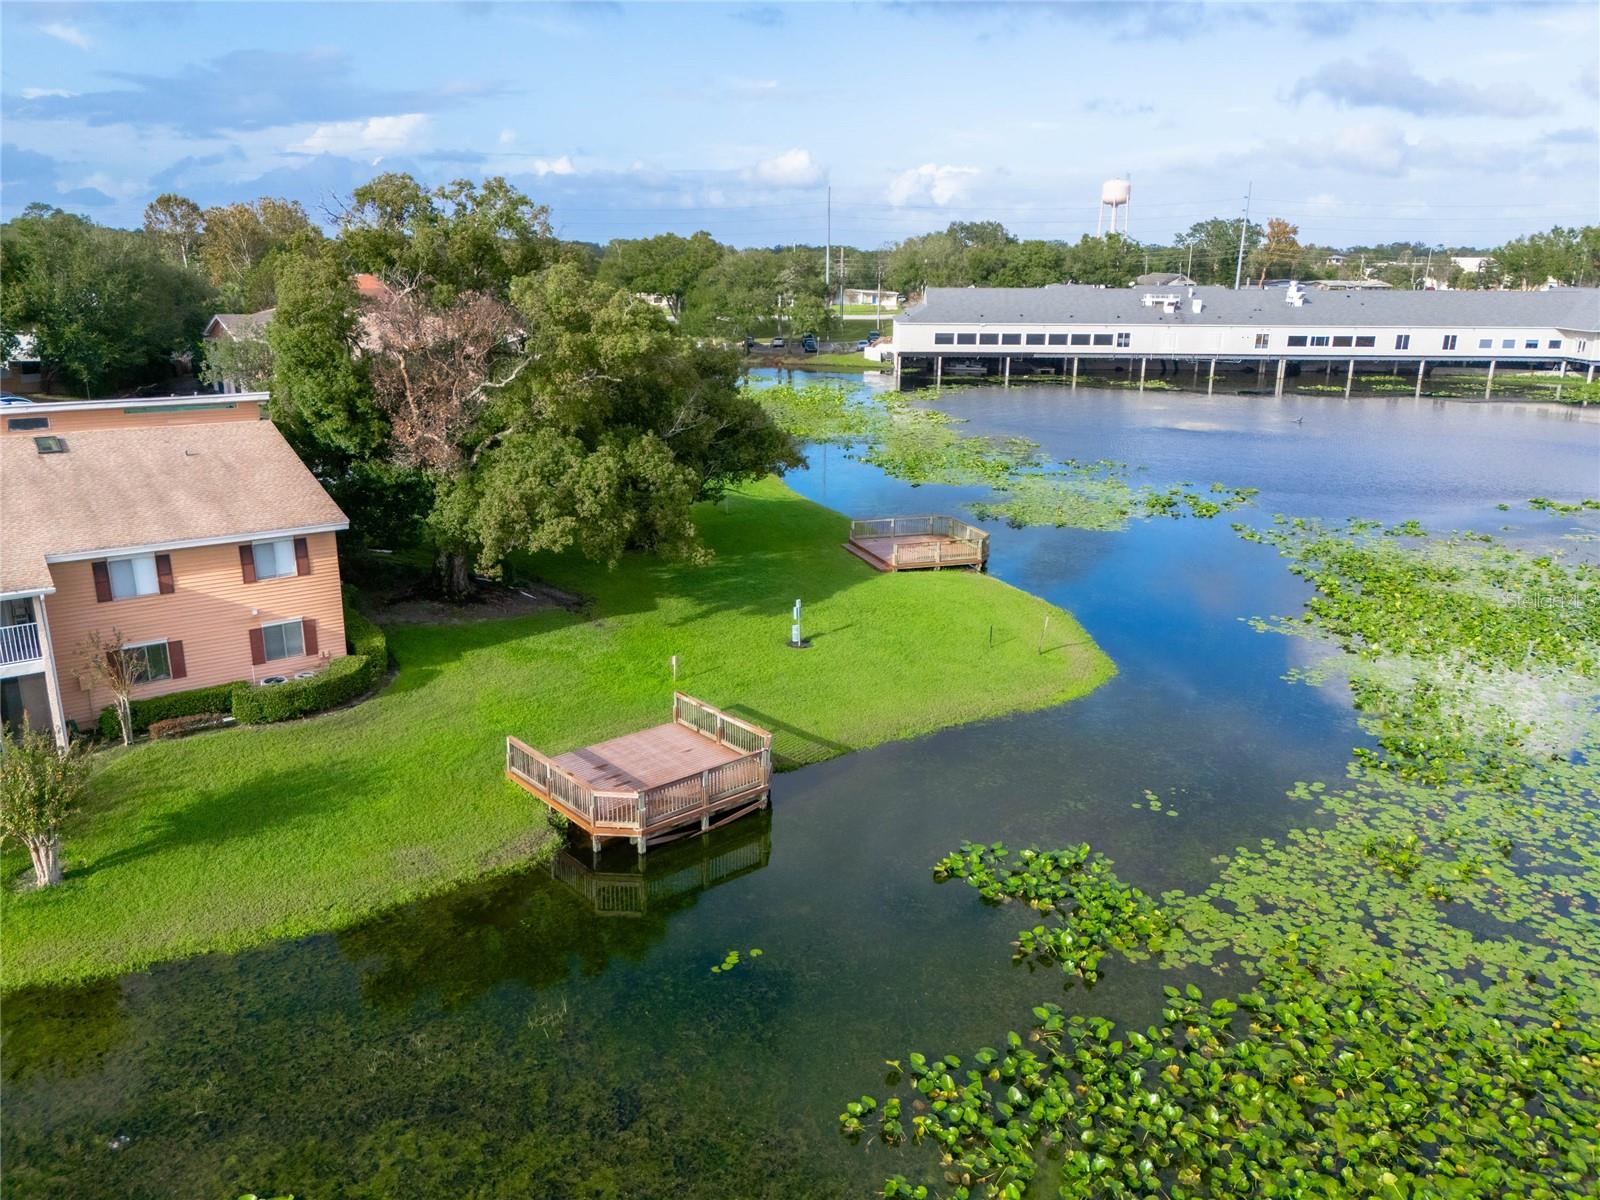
[886,163,980,206]
[40,22,91,49]
[498,128,517,146]
[289,113,430,156]
[750,147,822,187]
[509,154,575,176]
[20,87,77,100]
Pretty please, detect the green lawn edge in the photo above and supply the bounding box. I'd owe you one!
[0,477,1113,989]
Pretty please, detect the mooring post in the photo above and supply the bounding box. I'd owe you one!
[1415,359,1426,398]
[1484,358,1497,400]
[1344,358,1355,398]
[1207,357,1217,395]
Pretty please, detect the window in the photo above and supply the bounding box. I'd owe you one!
[252,538,297,580]
[6,416,47,431]
[1025,333,1046,346]
[1524,339,1539,350]
[933,333,954,345]
[1355,336,1376,348]
[124,639,172,684]
[1549,340,1562,350]
[1478,339,1493,349]
[1442,335,1458,350]
[1501,339,1515,350]
[978,333,999,345]
[1000,333,1021,346]
[108,554,159,599]
[1092,333,1114,346]
[1331,335,1353,348]
[1254,333,1270,349]
[1070,333,1091,346]
[1048,333,1070,346]
[261,619,306,662]
[1310,336,1330,347]
[956,333,977,345]
[1287,335,1308,348]
[1115,332,1131,348]
[1395,335,1411,350]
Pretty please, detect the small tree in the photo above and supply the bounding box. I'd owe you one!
[0,724,87,888]
[76,629,148,746]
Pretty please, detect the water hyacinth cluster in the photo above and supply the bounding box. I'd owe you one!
[845,515,1600,1197]
[755,383,1257,532]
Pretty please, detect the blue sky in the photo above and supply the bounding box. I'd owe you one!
[3,1,1596,250]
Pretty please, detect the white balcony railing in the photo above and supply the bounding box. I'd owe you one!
[0,622,43,666]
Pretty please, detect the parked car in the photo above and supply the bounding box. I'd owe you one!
[866,330,882,345]
[0,393,34,406]
[771,336,786,349]
[800,333,818,353]
[855,340,869,351]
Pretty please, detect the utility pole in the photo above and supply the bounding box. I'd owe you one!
[1233,182,1252,291]
[825,185,831,291]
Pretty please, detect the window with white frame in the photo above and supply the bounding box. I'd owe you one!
[1395,335,1410,350]
[123,639,172,684]
[261,619,306,661]
[1501,339,1515,350]
[1254,333,1269,348]
[1549,340,1562,350]
[1309,336,1330,347]
[1115,332,1131,348]
[1478,339,1493,349]
[107,554,159,599]
[1524,339,1539,350]
[253,538,297,579]
[1442,335,1458,350]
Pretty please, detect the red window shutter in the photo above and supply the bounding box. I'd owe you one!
[155,554,175,594]
[92,560,113,602]
[168,640,187,679]
[302,618,318,656]
[249,627,266,665]
[294,537,311,577]
[239,543,257,584]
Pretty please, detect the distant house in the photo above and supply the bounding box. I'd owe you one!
[0,394,350,745]
[1132,272,1197,288]
[1325,253,1347,267]
[843,287,901,310]
[2,332,44,396]
[201,310,275,394]
[1451,256,1490,276]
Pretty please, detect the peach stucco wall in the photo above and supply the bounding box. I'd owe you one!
[2,400,266,438]
[43,531,347,726]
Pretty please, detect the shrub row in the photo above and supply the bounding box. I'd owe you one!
[149,712,231,740]
[98,683,237,740]
[97,591,390,736]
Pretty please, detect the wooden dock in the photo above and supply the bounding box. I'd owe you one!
[548,813,771,917]
[845,515,990,572]
[506,694,773,854]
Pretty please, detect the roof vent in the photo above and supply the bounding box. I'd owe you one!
[33,435,67,454]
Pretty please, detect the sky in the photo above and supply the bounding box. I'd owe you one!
[2,1,1597,252]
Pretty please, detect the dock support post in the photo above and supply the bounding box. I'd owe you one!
[1071,356,1079,389]
[1484,358,1497,400]
[1193,359,1200,386]
[1207,358,1216,395]
[1556,359,1567,403]
[1003,356,1011,386]
[634,835,647,855]
[1344,357,1355,398]
[893,351,902,387]
[1274,358,1287,397]
[1138,357,1147,392]
[1587,363,1595,383]
[1415,359,1426,398]
[934,355,942,389]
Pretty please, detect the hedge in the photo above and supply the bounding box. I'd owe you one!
[97,590,390,736]
[149,712,230,740]
[230,592,388,725]
[98,683,238,740]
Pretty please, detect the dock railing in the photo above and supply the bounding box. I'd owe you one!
[506,694,773,838]
[848,515,989,568]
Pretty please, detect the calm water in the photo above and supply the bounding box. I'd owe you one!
[5,380,1597,1199]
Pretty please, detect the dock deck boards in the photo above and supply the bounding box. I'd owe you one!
[844,515,990,572]
[553,723,742,792]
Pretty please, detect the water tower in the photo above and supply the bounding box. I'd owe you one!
[1097,178,1131,236]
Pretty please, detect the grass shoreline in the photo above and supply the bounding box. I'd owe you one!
[1,477,1112,989]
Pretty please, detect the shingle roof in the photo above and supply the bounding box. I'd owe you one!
[204,309,275,339]
[1,421,347,596]
[899,285,1600,331]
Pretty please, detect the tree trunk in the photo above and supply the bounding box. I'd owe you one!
[26,835,62,887]
[440,551,473,600]
[116,695,133,746]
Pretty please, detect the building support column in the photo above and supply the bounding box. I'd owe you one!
[31,595,69,749]
[1207,358,1217,395]
[893,351,902,388]
[1484,358,1497,400]
[934,355,942,389]
[1003,356,1011,387]
[1344,358,1356,398]
[1193,359,1201,386]
[1138,357,1148,392]
[1556,359,1567,403]
[1274,358,1287,397]
[1071,357,1079,390]
[1415,359,1426,399]
[1586,363,1594,383]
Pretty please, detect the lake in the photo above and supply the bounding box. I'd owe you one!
[4,378,1596,1198]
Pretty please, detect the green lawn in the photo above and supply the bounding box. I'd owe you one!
[0,478,1112,987]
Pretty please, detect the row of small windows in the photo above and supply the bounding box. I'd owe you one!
[929,331,1567,353]
[933,331,1131,347]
